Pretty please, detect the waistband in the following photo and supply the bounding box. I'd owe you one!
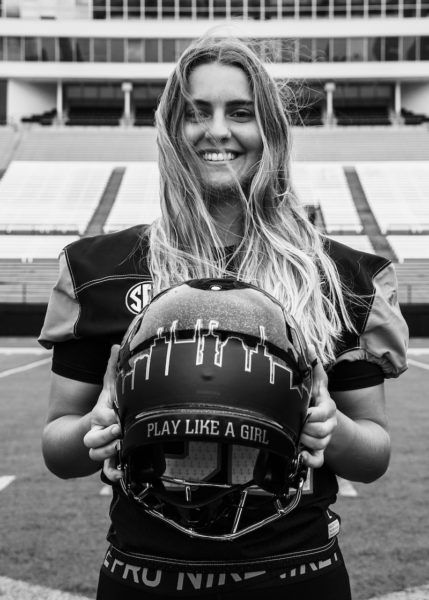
[101,538,341,595]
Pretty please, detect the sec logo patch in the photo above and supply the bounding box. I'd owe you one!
[125,281,152,315]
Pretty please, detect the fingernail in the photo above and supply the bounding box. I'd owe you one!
[111,424,120,436]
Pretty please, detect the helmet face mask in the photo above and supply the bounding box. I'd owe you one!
[115,278,312,541]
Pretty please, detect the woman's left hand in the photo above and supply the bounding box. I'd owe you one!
[299,348,337,469]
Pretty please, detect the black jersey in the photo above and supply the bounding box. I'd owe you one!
[39,225,408,564]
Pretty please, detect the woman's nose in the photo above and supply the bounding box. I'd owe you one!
[204,113,231,141]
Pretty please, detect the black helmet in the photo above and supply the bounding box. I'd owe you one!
[115,278,312,541]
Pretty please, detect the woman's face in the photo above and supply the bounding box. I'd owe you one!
[183,62,263,193]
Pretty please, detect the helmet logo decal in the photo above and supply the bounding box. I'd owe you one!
[125,281,152,315]
[123,319,295,391]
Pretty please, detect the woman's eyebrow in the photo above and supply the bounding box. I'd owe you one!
[190,99,254,107]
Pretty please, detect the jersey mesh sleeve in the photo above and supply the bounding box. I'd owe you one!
[335,262,408,378]
[38,250,79,349]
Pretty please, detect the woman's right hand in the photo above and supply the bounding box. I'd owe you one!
[83,345,123,482]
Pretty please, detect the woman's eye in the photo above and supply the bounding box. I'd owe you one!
[185,109,209,122]
[231,109,253,120]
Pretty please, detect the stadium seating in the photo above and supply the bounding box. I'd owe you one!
[0,128,428,305]
[13,127,158,162]
[335,106,391,127]
[388,236,429,261]
[395,259,429,303]
[8,126,429,163]
[0,234,77,260]
[291,128,429,162]
[0,126,18,171]
[0,235,76,303]
[65,106,123,127]
[355,163,429,234]
[0,161,115,234]
[103,162,160,232]
[292,163,362,233]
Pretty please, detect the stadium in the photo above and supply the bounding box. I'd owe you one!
[0,0,428,599]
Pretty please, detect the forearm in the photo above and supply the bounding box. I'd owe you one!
[42,413,101,479]
[324,409,391,483]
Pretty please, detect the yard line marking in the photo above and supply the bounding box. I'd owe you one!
[408,358,429,372]
[0,358,51,379]
[0,475,16,491]
[407,348,429,355]
[0,347,51,355]
[0,576,91,600]
[369,582,429,600]
[337,477,358,498]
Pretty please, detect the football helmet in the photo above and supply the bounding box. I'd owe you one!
[115,278,312,541]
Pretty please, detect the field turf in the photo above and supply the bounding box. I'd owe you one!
[0,338,428,599]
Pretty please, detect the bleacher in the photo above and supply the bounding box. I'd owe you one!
[355,163,429,233]
[292,163,362,233]
[395,260,429,304]
[0,235,77,303]
[388,236,429,261]
[0,162,115,233]
[291,127,429,162]
[0,126,18,171]
[12,127,158,162]
[1,126,429,305]
[0,234,78,260]
[103,162,160,233]
[335,106,391,127]
[65,106,123,127]
[4,126,429,164]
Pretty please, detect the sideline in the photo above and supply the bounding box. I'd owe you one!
[0,476,16,491]
[407,358,429,372]
[0,358,51,379]
[0,347,50,355]
[0,577,91,600]
[369,583,429,600]
[0,576,428,600]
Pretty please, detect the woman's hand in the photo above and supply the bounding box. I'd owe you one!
[83,345,123,482]
[299,347,337,469]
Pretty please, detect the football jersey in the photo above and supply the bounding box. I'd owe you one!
[39,225,408,562]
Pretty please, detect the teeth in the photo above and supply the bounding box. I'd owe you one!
[202,152,237,162]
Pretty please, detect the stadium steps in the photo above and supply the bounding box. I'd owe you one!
[0,126,22,170]
[84,167,126,236]
[343,167,397,262]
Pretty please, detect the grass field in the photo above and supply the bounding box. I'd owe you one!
[0,337,428,600]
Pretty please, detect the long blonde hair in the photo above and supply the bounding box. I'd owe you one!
[148,36,353,364]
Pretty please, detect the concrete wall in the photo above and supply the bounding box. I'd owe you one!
[7,80,56,124]
[402,82,429,117]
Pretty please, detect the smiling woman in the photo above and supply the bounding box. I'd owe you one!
[40,34,408,600]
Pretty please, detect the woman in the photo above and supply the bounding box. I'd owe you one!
[40,36,408,599]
